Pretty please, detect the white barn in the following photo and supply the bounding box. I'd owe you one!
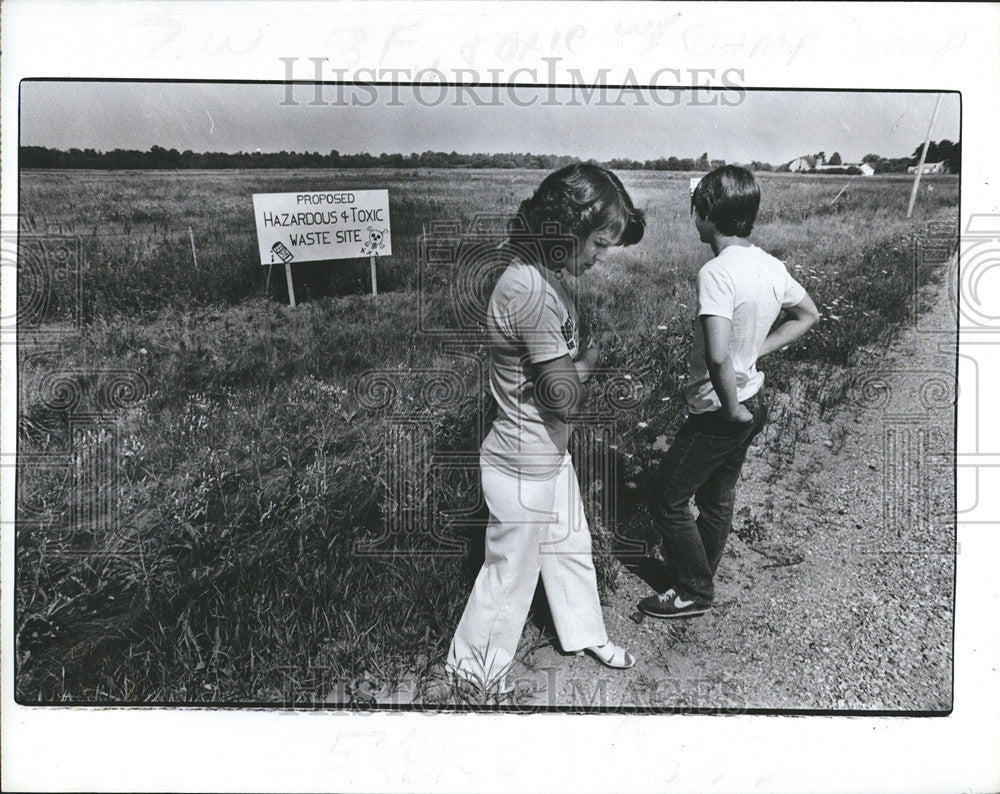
[788,154,876,176]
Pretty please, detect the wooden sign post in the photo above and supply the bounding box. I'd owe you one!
[251,189,392,305]
[284,262,297,307]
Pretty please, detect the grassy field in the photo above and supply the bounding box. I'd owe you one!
[15,168,958,703]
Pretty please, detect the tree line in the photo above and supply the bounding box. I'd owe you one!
[19,145,728,171]
[19,142,958,173]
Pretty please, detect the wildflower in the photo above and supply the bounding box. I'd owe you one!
[657,325,668,330]
[637,421,648,429]
[139,348,148,355]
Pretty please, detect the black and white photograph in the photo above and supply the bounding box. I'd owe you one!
[12,79,961,711]
[2,2,998,792]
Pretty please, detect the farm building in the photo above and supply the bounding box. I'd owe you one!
[907,161,948,175]
[788,155,818,172]
[787,154,876,175]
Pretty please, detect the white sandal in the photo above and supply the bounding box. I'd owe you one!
[579,642,635,669]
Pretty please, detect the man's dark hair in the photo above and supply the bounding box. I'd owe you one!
[691,165,761,238]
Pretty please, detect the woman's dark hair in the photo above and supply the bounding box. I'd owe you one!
[508,163,645,266]
[691,165,760,238]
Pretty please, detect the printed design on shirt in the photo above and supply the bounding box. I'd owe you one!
[560,316,576,351]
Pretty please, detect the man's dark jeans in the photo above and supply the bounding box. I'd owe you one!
[647,391,768,606]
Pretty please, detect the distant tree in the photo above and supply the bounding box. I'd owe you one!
[881,157,912,174]
[908,139,960,172]
[828,151,842,165]
[935,139,961,173]
[148,145,168,168]
[945,140,961,173]
[19,145,61,168]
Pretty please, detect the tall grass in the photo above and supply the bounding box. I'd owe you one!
[15,169,957,702]
[20,168,536,316]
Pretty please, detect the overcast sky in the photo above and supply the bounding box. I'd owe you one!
[19,81,960,165]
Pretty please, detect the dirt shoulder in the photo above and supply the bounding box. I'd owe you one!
[503,273,956,711]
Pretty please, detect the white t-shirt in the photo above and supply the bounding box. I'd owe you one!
[685,244,806,413]
[480,258,579,480]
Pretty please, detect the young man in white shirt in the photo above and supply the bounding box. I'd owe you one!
[640,165,820,619]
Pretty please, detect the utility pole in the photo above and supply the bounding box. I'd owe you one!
[906,93,943,219]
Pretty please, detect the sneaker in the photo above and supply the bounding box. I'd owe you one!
[637,588,710,619]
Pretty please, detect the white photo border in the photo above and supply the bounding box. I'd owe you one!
[2,1,998,792]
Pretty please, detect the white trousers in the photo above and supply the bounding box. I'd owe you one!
[447,452,608,685]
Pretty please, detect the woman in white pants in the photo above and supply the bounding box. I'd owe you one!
[448,163,645,689]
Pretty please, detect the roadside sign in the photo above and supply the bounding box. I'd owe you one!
[252,189,391,263]
[252,189,391,304]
